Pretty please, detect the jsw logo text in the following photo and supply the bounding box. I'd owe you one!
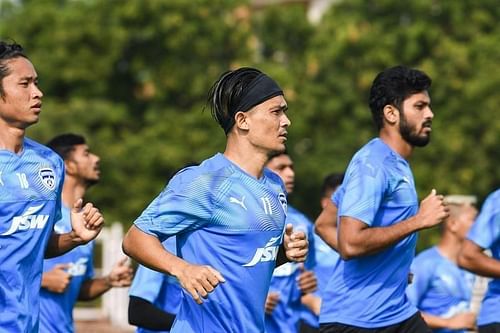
[243,236,281,267]
[2,204,49,236]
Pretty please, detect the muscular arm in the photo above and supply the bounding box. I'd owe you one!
[122,225,225,304]
[458,240,500,278]
[45,232,86,258]
[420,311,476,330]
[78,277,112,301]
[128,296,175,330]
[338,216,421,259]
[338,189,448,260]
[315,200,338,250]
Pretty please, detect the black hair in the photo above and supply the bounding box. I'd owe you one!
[321,172,344,198]
[207,67,262,134]
[0,40,28,97]
[46,133,86,161]
[369,65,431,130]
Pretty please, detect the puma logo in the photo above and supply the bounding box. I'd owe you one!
[229,196,247,210]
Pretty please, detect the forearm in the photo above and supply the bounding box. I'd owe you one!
[122,225,187,277]
[315,201,339,250]
[459,240,500,278]
[338,215,420,259]
[78,278,111,301]
[301,293,321,315]
[128,296,176,330]
[45,232,85,258]
[315,223,338,250]
[421,312,452,329]
[276,243,289,267]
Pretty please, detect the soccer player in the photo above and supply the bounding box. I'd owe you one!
[264,151,318,333]
[122,67,309,332]
[0,41,103,332]
[319,65,449,333]
[407,195,477,332]
[128,236,181,333]
[39,134,133,333]
[300,173,344,333]
[458,189,500,333]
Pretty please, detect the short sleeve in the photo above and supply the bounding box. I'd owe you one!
[467,193,500,250]
[134,173,216,241]
[339,160,386,226]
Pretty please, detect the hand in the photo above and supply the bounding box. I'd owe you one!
[416,189,449,229]
[107,257,134,288]
[446,311,476,330]
[297,264,317,294]
[265,291,280,314]
[284,224,308,262]
[41,264,72,293]
[70,199,104,243]
[175,262,225,304]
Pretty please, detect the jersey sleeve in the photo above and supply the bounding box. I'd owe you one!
[339,160,385,226]
[406,255,432,307]
[134,173,216,241]
[467,193,500,250]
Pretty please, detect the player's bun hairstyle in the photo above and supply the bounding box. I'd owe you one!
[369,65,432,130]
[0,40,27,97]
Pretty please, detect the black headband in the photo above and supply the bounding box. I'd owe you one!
[224,73,283,133]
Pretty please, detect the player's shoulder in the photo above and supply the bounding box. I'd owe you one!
[263,167,285,188]
[167,153,235,192]
[484,189,500,205]
[413,247,440,266]
[24,137,64,166]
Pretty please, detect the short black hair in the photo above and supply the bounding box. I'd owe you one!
[46,133,86,161]
[321,173,344,198]
[369,65,431,130]
[0,40,28,97]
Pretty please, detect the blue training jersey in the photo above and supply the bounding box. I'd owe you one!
[129,236,182,333]
[0,138,64,332]
[39,205,95,333]
[407,246,474,333]
[320,138,419,328]
[466,189,500,326]
[265,205,316,333]
[134,153,288,333]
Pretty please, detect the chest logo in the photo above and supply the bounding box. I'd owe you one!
[229,195,247,210]
[39,167,56,190]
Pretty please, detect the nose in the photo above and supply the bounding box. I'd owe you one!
[93,154,101,163]
[426,106,434,119]
[33,85,43,99]
[282,113,291,127]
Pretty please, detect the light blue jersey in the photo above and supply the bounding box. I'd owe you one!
[39,205,95,333]
[129,237,182,333]
[0,138,64,332]
[265,205,316,333]
[466,189,500,326]
[407,246,474,333]
[320,138,419,328]
[134,153,287,333]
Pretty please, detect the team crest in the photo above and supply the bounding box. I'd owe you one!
[39,167,56,190]
[278,192,287,214]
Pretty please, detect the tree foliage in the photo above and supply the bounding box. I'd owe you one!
[1,0,498,250]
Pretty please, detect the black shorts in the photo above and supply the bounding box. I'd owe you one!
[478,323,500,333]
[319,312,431,333]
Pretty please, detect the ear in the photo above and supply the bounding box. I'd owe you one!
[234,111,249,131]
[64,159,77,176]
[383,105,399,125]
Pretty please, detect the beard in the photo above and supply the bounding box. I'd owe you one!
[399,111,431,147]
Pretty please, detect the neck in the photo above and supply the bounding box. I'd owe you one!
[437,233,463,263]
[379,128,413,160]
[223,135,269,179]
[0,123,26,153]
[61,176,87,208]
